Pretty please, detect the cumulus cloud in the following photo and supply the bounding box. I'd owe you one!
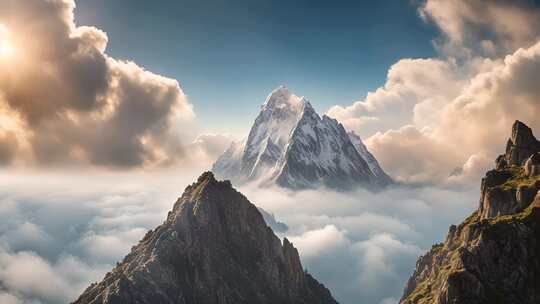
[420,0,540,58]
[327,0,540,184]
[327,58,465,138]
[0,0,196,168]
[364,41,540,184]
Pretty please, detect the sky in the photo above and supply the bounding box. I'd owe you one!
[74,0,438,134]
[1,0,540,304]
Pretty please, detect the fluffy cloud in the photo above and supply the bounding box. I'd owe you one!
[0,169,480,304]
[327,0,540,184]
[0,169,203,303]
[0,0,195,168]
[327,58,464,138]
[0,247,110,304]
[241,182,479,304]
[420,0,540,58]
[188,133,237,167]
[364,42,540,184]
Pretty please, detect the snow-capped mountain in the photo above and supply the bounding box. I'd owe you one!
[348,131,393,184]
[212,86,392,190]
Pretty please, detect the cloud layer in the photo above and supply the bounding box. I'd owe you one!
[327,0,540,184]
[240,181,479,304]
[0,170,480,304]
[0,169,203,303]
[0,0,196,168]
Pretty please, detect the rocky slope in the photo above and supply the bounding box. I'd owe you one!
[400,120,540,304]
[212,86,391,190]
[73,172,338,304]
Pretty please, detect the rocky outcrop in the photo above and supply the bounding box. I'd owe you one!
[478,168,540,220]
[400,121,540,304]
[73,172,338,304]
[525,152,540,176]
[505,120,540,166]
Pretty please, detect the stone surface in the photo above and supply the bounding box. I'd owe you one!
[400,121,540,304]
[525,152,540,176]
[73,172,338,304]
[505,120,540,166]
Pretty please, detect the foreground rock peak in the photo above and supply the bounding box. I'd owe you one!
[400,120,540,304]
[73,171,338,304]
[505,120,540,166]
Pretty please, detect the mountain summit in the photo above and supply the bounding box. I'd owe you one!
[73,172,338,304]
[400,120,540,304]
[213,86,392,190]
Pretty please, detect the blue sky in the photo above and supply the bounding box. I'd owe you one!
[75,0,438,134]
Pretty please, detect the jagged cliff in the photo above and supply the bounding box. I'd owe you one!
[400,120,540,304]
[73,172,338,304]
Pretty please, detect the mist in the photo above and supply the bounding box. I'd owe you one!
[0,169,480,304]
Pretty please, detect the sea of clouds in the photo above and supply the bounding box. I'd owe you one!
[0,168,480,304]
[1,0,540,303]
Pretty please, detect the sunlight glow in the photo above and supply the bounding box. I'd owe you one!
[0,24,14,59]
[0,41,14,58]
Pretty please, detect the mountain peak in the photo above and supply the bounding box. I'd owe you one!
[196,170,217,183]
[511,120,538,146]
[74,172,338,304]
[263,86,304,112]
[213,87,392,190]
[400,121,540,304]
[505,120,540,165]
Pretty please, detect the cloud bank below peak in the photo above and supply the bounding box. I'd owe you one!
[327,0,540,185]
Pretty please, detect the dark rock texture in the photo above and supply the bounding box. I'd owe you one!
[400,121,540,304]
[73,172,338,304]
[505,120,540,166]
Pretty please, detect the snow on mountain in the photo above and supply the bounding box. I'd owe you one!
[212,86,392,190]
[348,131,393,185]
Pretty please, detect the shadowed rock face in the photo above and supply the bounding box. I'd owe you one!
[400,121,540,304]
[73,172,338,304]
[505,120,540,166]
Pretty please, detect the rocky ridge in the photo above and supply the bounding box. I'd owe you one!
[212,86,391,190]
[73,172,338,304]
[400,120,540,304]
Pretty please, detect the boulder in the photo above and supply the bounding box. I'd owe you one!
[524,152,540,176]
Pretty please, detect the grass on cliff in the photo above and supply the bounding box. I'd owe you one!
[499,166,540,190]
[403,166,540,304]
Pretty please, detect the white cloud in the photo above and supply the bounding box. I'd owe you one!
[327,58,464,139]
[188,133,236,167]
[327,0,540,185]
[0,293,22,304]
[288,225,350,258]
[239,182,478,304]
[380,297,398,304]
[0,0,196,168]
[0,169,480,304]
[420,0,540,58]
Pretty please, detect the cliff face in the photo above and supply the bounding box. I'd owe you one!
[400,120,540,304]
[73,172,338,304]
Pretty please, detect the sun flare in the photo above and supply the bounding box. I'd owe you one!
[0,24,14,58]
[0,40,14,58]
